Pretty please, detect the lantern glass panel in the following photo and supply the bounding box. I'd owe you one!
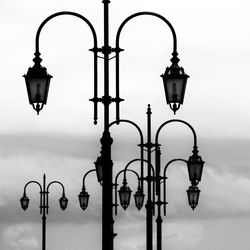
[163,78,186,104]
[25,77,50,104]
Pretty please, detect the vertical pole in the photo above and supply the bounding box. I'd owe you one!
[102,1,114,250]
[156,148,162,250]
[42,174,46,250]
[146,105,153,250]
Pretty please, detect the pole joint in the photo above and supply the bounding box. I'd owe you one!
[101,45,113,55]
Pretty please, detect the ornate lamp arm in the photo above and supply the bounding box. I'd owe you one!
[33,11,99,124]
[115,12,178,122]
[163,159,187,215]
[82,169,97,187]
[46,180,67,214]
[155,119,197,147]
[109,119,144,189]
[23,181,43,213]
[35,11,97,54]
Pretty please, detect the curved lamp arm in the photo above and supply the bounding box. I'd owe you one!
[114,168,140,215]
[114,12,178,122]
[46,180,66,214]
[109,119,144,190]
[46,181,66,195]
[35,11,97,54]
[82,169,97,187]
[22,181,42,213]
[163,158,187,216]
[33,11,99,124]
[116,12,177,52]
[23,180,42,194]
[155,119,197,147]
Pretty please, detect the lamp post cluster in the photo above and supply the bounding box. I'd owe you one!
[81,105,204,250]
[20,174,68,250]
[22,1,198,250]
[115,105,204,250]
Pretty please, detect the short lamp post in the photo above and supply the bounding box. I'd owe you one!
[110,105,204,250]
[23,2,191,250]
[20,174,68,250]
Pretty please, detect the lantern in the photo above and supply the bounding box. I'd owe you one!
[118,184,132,210]
[20,195,29,210]
[78,189,90,210]
[187,185,200,210]
[59,195,68,210]
[23,54,52,114]
[134,186,145,210]
[161,54,189,114]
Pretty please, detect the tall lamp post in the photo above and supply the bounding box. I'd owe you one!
[111,105,204,250]
[20,174,68,250]
[23,1,190,250]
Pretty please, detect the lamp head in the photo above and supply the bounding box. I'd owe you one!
[187,185,200,210]
[95,156,103,183]
[118,183,132,210]
[20,195,29,210]
[23,53,52,115]
[59,195,68,210]
[161,52,189,114]
[134,186,145,210]
[187,148,204,186]
[78,188,89,211]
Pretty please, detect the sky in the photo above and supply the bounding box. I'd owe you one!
[1,0,250,249]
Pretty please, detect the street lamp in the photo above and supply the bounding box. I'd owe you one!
[118,180,132,210]
[95,156,104,183]
[187,148,204,185]
[187,185,200,210]
[23,54,52,115]
[161,53,189,114]
[78,169,101,211]
[111,105,204,250]
[134,186,145,211]
[20,174,68,250]
[78,188,90,211]
[23,2,191,250]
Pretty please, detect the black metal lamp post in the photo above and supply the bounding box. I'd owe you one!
[23,2,190,250]
[110,105,204,250]
[20,174,68,250]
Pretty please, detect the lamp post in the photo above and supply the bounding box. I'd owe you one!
[23,1,190,250]
[20,174,68,250]
[111,105,204,250]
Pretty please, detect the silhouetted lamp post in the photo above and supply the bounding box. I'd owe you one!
[20,174,68,250]
[111,105,204,250]
[23,1,191,250]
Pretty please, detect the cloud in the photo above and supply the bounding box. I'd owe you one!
[163,221,204,249]
[2,224,39,250]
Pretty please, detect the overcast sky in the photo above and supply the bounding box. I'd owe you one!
[1,0,250,249]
